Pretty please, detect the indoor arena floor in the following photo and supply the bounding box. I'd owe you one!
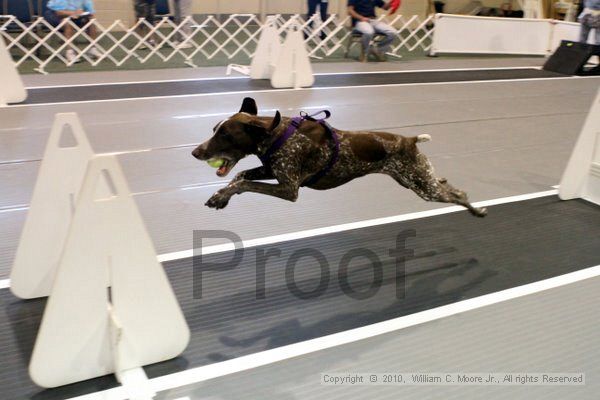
[1,58,600,400]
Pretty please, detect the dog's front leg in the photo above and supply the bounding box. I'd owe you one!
[231,166,274,183]
[206,179,299,210]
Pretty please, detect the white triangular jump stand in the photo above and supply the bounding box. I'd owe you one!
[29,156,189,387]
[10,113,189,389]
[271,22,314,89]
[11,113,96,299]
[250,16,281,79]
[559,88,600,205]
[0,35,27,106]
[226,15,281,79]
[29,154,189,388]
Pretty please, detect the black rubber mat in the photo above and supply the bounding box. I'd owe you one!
[1,195,599,399]
[23,68,566,105]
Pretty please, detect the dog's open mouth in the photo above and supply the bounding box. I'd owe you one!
[207,157,236,177]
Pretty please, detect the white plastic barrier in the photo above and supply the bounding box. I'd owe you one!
[250,15,281,79]
[551,20,594,51]
[11,114,94,299]
[0,35,27,105]
[431,14,552,56]
[1,13,435,74]
[228,17,314,89]
[10,113,190,389]
[271,24,314,88]
[559,88,600,206]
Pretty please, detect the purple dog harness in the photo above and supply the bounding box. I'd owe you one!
[259,110,341,186]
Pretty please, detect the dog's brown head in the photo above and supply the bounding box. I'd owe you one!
[192,97,281,177]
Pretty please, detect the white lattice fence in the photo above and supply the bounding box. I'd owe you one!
[0,13,435,74]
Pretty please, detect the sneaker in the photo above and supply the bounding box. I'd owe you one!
[177,41,193,49]
[139,39,156,50]
[370,47,387,62]
[65,49,81,64]
[88,46,101,59]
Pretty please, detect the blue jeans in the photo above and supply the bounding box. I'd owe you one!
[307,0,328,39]
[307,0,328,21]
[580,25,600,44]
[579,13,600,44]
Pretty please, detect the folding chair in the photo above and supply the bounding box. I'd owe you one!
[344,29,386,59]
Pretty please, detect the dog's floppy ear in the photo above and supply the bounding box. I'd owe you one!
[268,111,281,132]
[239,97,258,115]
[243,119,269,141]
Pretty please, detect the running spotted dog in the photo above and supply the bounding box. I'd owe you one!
[192,97,487,217]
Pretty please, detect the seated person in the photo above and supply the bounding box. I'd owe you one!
[347,0,397,62]
[579,0,600,45]
[45,0,101,63]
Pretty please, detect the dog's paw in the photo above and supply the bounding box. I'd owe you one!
[205,192,231,210]
[473,207,488,218]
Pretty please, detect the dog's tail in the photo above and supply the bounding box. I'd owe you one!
[416,134,431,143]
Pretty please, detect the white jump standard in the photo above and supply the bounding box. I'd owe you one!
[10,114,190,391]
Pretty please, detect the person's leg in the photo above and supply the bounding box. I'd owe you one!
[307,0,318,17]
[61,16,80,63]
[133,0,145,25]
[595,28,600,45]
[318,0,328,39]
[133,0,147,39]
[146,0,156,24]
[62,21,74,40]
[319,0,328,21]
[306,0,318,39]
[136,0,158,48]
[579,23,591,43]
[87,16,97,39]
[62,21,77,62]
[173,0,193,44]
[141,0,157,45]
[355,21,375,53]
[174,0,182,25]
[173,0,182,41]
[371,20,396,53]
[82,16,103,58]
[180,0,193,38]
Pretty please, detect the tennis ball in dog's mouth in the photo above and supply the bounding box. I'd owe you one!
[207,158,225,168]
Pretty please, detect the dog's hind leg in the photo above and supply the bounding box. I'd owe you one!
[384,138,487,217]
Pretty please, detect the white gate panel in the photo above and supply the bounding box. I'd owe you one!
[29,155,190,388]
[0,35,26,105]
[11,113,95,299]
[551,21,592,51]
[431,13,552,56]
[559,88,600,206]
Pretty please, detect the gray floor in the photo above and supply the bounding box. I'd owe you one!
[1,77,599,279]
[21,57,547,88]
[156,275,600,400]
[1,59,600,399]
